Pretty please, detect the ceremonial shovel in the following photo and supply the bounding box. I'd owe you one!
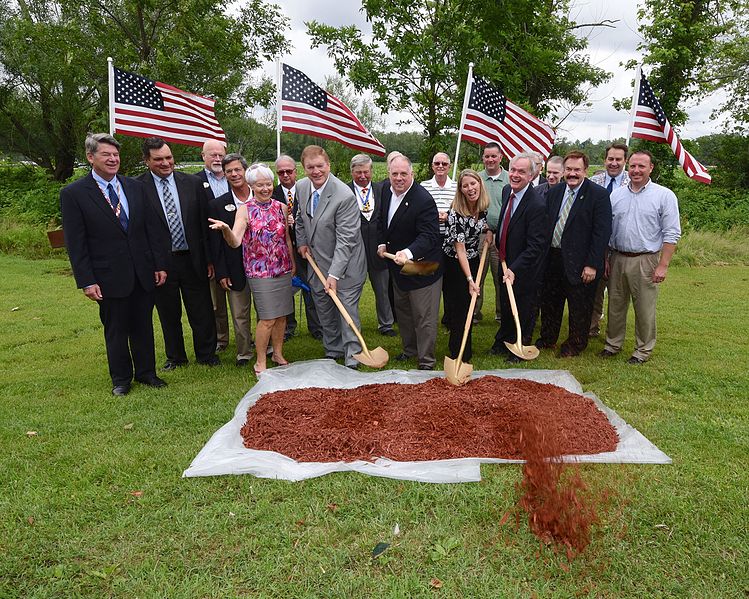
[444,239,490,386]
[306,253,389,369]
[501,260,540,360]
[382,252,439,276]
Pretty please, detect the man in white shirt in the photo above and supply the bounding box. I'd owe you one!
[599,150,681,364]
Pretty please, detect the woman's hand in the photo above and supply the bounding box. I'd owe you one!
[208,218,227,231]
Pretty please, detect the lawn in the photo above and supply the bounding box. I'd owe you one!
[1,254,747,597]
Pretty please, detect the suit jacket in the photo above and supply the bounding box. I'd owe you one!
[348,181,387,271]
[294,173,367,290]
[272,184,300,246]
[377,181,443,292]
[195,169,230,203]
[61,173,169,297]
[207,191,247,291]
[545,178,612,285]
[496,184,549,295]
[138,170,212,276]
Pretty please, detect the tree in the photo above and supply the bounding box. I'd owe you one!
[306,0,609,165]
[0,0,290,180]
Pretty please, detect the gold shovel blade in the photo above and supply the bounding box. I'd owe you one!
[444,357,473,385]
[353,346,389,369]
[504,341,540,361]
[400,260,439,276]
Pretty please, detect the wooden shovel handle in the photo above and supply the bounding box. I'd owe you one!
[455,240,490,364]
[305,253,370,355]
[501,260,524,349]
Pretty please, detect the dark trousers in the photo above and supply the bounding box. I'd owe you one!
[444,255,479,362]
[99,280,157,386]
[155,251,216,363]
[538,249,598,354]
[494,281,538,351]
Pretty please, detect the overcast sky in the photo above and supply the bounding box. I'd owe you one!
[258,0,724,142]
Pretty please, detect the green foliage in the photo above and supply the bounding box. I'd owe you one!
[694,133,749,189]
[0,0,290,181]
[307,0,608,165]
[0,163,65,225]
[674,182,749,231]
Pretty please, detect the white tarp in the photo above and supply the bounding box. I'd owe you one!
[183,359,671,483]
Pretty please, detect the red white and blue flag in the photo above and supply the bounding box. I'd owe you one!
[630,72,711,184]
[279,63,385,156]
[110,65,226,147]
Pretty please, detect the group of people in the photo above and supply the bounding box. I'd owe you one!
[61,132,681,396]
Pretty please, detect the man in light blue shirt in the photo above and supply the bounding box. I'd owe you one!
[599,150,681,364]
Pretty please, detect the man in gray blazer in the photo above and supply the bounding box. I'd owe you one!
[295,145,367,369]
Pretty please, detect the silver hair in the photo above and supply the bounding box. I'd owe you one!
[388,154,412,172]
[350,153,373,170]
[246,163,275,185]
[85,133,119,154]
[546,155,564,169]
[509,152,535,172]
[222,153,248,170]
[275,154,296,167]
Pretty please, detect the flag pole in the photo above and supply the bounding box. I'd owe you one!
[276,58,282,159]
[107,57,115,136]
[452,62,474,180]
[626,64,642,147]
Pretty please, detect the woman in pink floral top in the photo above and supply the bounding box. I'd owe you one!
[209,164,295,374]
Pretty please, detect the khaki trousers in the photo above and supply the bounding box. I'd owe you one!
[604,252,659,361]
[227,285,253,361]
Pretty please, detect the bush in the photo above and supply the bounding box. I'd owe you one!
[674,182,749,231]
[0,163,66,226]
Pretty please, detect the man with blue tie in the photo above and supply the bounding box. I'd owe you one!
[61,133,169,395]
[138,137,219,370]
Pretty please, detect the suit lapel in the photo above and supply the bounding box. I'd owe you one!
[565,179,588,228]
[143,173,169,229]
[173,173,190,233]
[387,186,411,232]
[86,174,125,233]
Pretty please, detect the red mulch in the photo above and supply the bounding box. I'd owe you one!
[240,376,618,462]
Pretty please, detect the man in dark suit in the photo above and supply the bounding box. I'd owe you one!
[536,151,612,357]
[271,154,322,340]
[61,133,169,395]
[377,155,443,370]
[138,137,218,369]
[489,153,549,363]
[348,153,395,336]
[196,139,231,353]
[207,153,254,367]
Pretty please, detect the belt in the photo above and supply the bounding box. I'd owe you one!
[615,250,654,257]
[172,249,190,256]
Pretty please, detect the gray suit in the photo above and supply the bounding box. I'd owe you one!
[295,174,367,366]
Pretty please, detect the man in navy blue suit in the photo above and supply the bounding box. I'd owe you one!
[61,133,169,395]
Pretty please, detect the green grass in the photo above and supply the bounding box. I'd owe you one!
[1,254,747,597]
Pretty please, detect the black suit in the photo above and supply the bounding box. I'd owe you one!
[537,179,612,354]
[61,173,169,386]
[378,182,443,368]
[272,184,322,337]
[138,170,217,364]
[493,184,549,350]
[195,169,229,202]
[349,181,394,333]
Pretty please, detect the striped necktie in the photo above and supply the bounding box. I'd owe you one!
[311,190,320,216]
[161,178,187,250]
[551,188,575,248]
[287,189,294,213]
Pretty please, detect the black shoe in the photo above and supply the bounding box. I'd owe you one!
[598,349,618,358]
[198,356,220,366]
[112,384,131,396]
[380,329,398,337]
[395,352,410,361]
[346,363,360,370]
[627,356,646,365]
[236,358,250,367]
[311,331,323,340]
[535,339,556,350]
[137,376,167,388]
[559,345,580,358]
[489,345,506,356]
[163,359,188,371]
[418,365,434,371]
[215,344,228,353]
[505,354,521,364]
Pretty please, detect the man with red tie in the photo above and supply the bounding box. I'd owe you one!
[489,153,550,362]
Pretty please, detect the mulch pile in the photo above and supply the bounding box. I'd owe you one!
[240,376,618,462]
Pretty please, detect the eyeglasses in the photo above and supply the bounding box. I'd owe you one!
[432,162,449,167]
[277,169,295,176]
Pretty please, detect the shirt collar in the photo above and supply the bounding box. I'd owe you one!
[510,183,530,201]
[282,184,296,196]
[312,176,330,197]
[390,181,414,202]
[92,170,117,186]
[627,178,652,195]
[204,168,224,182]
[151,171,174,185]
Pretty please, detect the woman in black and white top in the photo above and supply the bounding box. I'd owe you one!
[442,169,493,363]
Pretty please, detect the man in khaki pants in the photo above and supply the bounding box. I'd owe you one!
[599,150,681,364]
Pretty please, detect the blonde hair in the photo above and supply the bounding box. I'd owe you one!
[452,169,489,217]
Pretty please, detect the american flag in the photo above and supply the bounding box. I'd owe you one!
[630,72,711,184]
[111,66,226,147]
[279,64,385,156]
[459,75,555,160]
